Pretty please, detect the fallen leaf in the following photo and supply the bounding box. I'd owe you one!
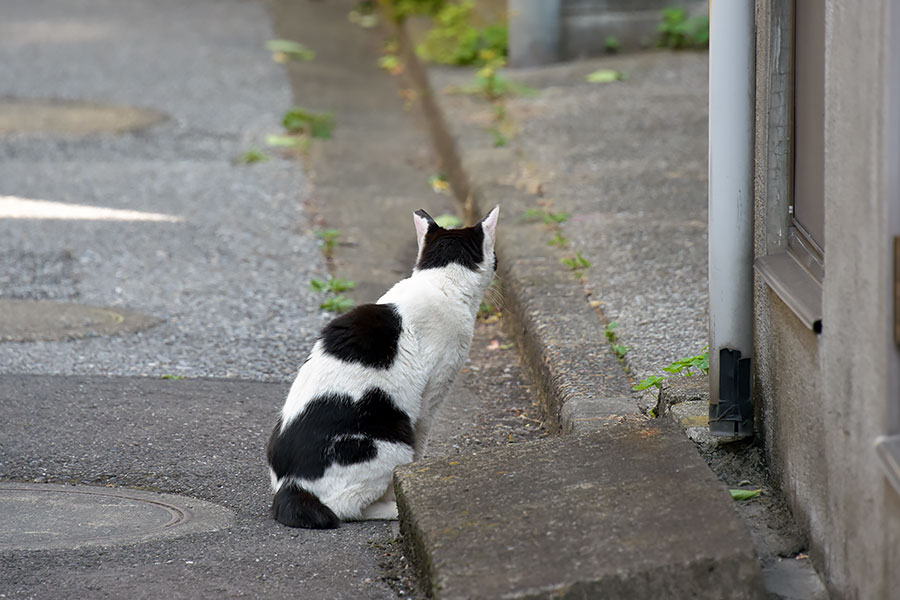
[586,69,625,83]
[730,488,762,501]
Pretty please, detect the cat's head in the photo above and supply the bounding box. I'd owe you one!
[412,206,499,280]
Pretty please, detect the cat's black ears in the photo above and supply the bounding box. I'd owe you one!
[414,209,437,227]
[413,209,437,251]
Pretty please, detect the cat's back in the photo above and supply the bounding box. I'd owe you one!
[280,300,424,421]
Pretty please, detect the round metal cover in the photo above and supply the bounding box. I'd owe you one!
[0,483,234,551]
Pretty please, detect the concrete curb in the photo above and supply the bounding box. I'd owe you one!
[389,14,767,600]
[393,23,636,434]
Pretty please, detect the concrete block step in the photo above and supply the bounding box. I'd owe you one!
[396,419,766,599]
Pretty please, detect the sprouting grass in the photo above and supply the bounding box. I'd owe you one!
[282,108,335,139]
[547,231,569,247]
[310,277,356,294]
[235,148,269,164]
[521,208,570,225]
[316,229,341,259]
[634,347,710,391]
[560,252,591,270]
[321,295,355,313]
[604,321,629,360]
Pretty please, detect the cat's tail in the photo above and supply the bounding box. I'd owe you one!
[271,483,341,529]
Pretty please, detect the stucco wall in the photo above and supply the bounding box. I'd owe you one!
[819,2,900,597]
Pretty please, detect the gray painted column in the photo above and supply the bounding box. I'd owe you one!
[508,0,561,67]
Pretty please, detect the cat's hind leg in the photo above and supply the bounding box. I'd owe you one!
[358,483,398,520]
[359,500,398,520]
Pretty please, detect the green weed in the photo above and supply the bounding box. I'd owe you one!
[633,346,710,391]
[316,229,341,258]
[235,149,269,164]
[415,0,507,66]
[604,36,620,53]
[658,7,709,49]
[547,232,569,247]
[321,295,355,313]
[489,127,508,147]
[282,108,335,139]
[310,277,356,294]
[604,321,629,360]
[561,252,591,270]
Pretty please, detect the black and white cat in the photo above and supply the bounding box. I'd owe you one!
[267,206,499,528]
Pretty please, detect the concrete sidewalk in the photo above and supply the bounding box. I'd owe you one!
[387,13,804,600]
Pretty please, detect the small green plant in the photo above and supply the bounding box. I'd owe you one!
[310,277,356,294]
[489,127,508,147]
[415,0,507,66]
[543,211,570,225]
[428,173,450,194]
[604,321,619,344]
[161,374,184,380]
[378,55,404,75]
[633,346,710,391]
[561,252,591,270]
[521,208,570,225]
[561,252,591,279]
[547,231,569,247]
[349,1,379,27]
[657,7,709,49]
[235,148,269,164]
[604,322,629,359]
[316,228,341,258]
[388,0,446,22]
[321,295,355,314]
[282,108,335,139]
[266,39,315,63]
[604,36,620,54]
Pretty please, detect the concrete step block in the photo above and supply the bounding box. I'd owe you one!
[396,420,766,599]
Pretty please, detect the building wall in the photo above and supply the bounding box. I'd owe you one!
[819,2,900,597]
[754,1,900,598]
[752,0,827,564]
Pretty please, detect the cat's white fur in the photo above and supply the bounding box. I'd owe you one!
[269,206,499,521]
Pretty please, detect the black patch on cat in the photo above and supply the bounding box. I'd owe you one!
[492,251,498,271]
[271,482,340,529]
[417,222,485,272]
[267,387,415,482]
[320,303,402,369]
[332,436,377,465]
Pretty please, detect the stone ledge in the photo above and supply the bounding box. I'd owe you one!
[396,420,767,600]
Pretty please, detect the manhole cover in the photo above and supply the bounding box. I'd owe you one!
[0,299,159,342]
[0,483,234,551]
[0,98,167,136]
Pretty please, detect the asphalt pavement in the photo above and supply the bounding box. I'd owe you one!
[0,0,404,597]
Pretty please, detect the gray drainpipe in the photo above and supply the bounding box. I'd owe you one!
[708,1,756,438]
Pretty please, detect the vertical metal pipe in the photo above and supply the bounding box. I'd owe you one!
[708,0,756,437]
[508,0,561,67]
